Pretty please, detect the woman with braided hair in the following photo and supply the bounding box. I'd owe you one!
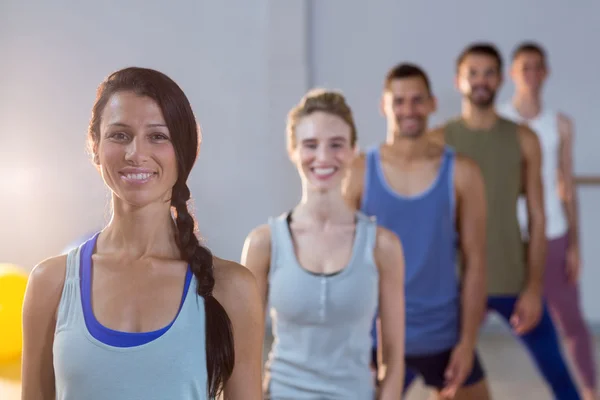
[21,67,263,400]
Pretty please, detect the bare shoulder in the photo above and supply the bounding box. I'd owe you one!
[213,257,260,311]
[374,226,403,269]
[517,123,541,156]
[454,154,482,186]
[343,151,368,209]
[427,125,446,146]
[346,151,367,181]
[375,226,402,251]
[243,223,271,253]
[30,254,68,285]
[350,151,367,170]
[454,153,480,171]
[557,112,574,138]
[24,254,69,319]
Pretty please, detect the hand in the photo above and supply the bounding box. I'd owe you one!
[440,341,475,399]
[510,288,543,335]
[566,244,581,284]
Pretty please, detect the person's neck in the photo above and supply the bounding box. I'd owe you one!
[102,196,179,260]
[461,100,498,130]
[385,128,430,162]
[512,89,543,119]
[295,186,355,227]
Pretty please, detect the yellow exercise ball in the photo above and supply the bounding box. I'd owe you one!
[0,263,29,364]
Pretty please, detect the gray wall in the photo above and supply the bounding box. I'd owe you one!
[1,0,598,323]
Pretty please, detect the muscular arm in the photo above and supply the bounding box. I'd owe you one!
[21,255,68,400]
[214,258,264,400]
[454,156,488,346]
[518,125,547,293]
[558,113,580,247]
[374,227,405,400]
[342,153,366,210]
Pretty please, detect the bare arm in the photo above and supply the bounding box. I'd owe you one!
[214,258,264,400]
[519,124,547,294]
[558,113,580,248]
[240,224,271,310]
[454,156,488,346]
[21,255,68,400]
[342,153,366,210]
[374,227,405,400]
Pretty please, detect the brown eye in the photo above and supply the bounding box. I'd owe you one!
[151,133,169,141]
[110,132,128,141]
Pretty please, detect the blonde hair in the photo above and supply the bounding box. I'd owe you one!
[286,88,357,152]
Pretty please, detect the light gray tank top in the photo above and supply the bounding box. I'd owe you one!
[265,211,379,399]
[53,245,209,399]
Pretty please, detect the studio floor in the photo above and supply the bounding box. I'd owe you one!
[2,334,599,399]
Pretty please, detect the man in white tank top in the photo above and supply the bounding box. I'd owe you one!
[498,42,597,400]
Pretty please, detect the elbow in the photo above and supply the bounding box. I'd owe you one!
[383,340,405,365]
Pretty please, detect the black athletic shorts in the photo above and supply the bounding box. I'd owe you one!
[371,347,485,389]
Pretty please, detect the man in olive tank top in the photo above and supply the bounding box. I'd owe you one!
[430,43,581,400]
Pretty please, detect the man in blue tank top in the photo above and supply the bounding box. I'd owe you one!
[345,63,491,399]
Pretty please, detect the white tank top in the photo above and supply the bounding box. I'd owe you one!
[498,102,568,239]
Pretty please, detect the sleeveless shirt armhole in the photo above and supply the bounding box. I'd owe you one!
[55,246,82,333]
[447,148,456,226]
[361,213,379,273]
[360,147,377,211]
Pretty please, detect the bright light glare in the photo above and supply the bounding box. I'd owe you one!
[0,167,37,197]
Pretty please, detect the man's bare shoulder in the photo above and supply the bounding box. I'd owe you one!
[516,123,542,157]
[350,151,367,171]
[453,153,483,188]
[454,153,480,171]
[516,122,537,139]
[557,112,574,139]
[427,125,446,146]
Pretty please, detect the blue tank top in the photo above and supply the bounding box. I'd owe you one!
[361,145,460,356]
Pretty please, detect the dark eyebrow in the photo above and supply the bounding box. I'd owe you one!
[108,122,167,128]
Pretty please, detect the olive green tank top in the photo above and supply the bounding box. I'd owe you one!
[444,117,525,295]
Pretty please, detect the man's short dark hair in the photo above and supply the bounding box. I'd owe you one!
[456,42,503,73]
[384,63,432,95]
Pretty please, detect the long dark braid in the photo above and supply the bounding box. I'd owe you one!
[172,182,235,398]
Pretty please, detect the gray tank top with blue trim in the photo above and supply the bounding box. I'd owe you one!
[52,245,210,399]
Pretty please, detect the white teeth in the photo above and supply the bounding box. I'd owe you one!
[313,167,335,176]
[125,173,152,180]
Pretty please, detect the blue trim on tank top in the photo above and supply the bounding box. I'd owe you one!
[80,232,193,348]
[371,145,453,201]
[364,145,456,226]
